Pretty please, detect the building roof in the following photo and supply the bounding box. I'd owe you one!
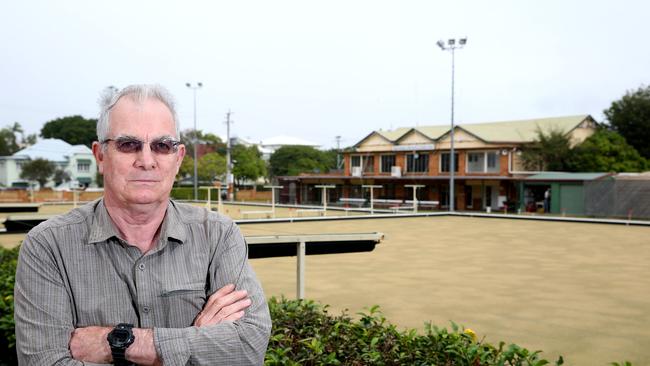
[10,139,92,162]
[611,172,650,180]
[358,114,593,146]
[261,135,320,147]
[524,172,610,181]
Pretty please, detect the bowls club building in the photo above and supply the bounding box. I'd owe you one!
[276,115,599,212]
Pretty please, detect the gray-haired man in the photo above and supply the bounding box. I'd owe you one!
[14,84,271,365]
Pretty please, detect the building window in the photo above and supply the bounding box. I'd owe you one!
[486,151,500,173]
[466,151,500,173]
[440,153,459,172]
[77,162,90,172]
[467,152,484,173]
[351,155,374,173]
[351,156,361,168]
[363,156,374,173]
[406,153,429,173]
[380,155,395,173]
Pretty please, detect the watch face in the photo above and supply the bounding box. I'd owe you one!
[109,327,134,348]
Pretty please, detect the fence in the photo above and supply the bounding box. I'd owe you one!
[585,179,650,219]
[0,189,103,203]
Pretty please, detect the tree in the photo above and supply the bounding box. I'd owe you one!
[520,128,573,171]
[22,133,38,146]
[0,127,20,156]
[232,145,266,185]
[40,115,97,147]
[177,153,227,183]
[53,169,71,186]
[19,158,57,188]
[198,153,227,182]
[269,146,334,177]
[180,129,227,158]
[570,129,648,172]
[604,85,650,159]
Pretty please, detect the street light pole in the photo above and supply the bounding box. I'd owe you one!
[186,82,203,201]
[437,38,467,212]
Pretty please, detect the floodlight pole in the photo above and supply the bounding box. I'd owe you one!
[437,38,467,212]
[186,82,203,201]
[225,110,234,201]
[362,185,382,214]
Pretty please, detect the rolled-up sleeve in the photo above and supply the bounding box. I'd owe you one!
[153,221,272,365]
[14,233,83,365]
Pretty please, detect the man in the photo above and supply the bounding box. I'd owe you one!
[14,84,271,365]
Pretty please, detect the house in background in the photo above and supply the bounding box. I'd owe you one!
[276,114,598,210]
[0,138,97,189]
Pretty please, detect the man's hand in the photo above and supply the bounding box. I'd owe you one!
[69,326,112,363]
[194,284,251,327]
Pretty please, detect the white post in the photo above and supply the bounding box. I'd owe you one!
[297,240,306,299]
[199,186,214,210]
[217,186,224,213]
[405,184,425,213]
[264,185,283,219]
[362,185,382,215]
[73,190,79,208]
[315,185,335,216]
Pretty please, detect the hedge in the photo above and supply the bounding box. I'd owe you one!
[0,246,634,365]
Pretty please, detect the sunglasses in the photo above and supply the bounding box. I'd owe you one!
[102,136,181,155]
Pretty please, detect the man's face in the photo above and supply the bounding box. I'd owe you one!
[92,97,185,206]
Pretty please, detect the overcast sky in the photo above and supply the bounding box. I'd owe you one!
[1,0,649,149]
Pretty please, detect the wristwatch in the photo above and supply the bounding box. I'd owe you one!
[107,323,135,366]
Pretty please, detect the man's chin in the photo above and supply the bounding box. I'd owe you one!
[123,190,167,205]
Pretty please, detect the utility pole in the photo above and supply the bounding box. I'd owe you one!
[225,110,234,201]
[335,135,342,170]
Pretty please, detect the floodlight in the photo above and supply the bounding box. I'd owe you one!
[436,40,445,49]
[459,38,467,45]
[185,82,191,87]
[448,39,455,45]
[198,82,203,87]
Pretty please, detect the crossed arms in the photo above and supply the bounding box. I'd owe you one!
[14,223,271,365]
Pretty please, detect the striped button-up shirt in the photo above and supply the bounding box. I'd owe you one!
[14,199,271,365]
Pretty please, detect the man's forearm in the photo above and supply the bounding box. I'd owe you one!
[153,318,271,366]
[127,328,160,366]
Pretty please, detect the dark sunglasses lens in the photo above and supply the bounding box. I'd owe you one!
[115,139,142,153]
[151,140,177,154]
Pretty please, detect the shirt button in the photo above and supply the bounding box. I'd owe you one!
[138,263,146,271]
[142,306,150,313]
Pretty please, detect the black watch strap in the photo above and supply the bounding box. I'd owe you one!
[111,347,132,366]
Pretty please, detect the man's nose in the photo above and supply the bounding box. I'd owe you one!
[134,143,157,170]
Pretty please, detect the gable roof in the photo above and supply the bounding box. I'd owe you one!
[10,139,92,162]
[355,114,593,147]
[460,115,592,143]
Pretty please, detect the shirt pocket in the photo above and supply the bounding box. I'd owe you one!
[159,281,206,327]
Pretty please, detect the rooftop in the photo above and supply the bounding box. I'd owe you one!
[9,139,92,162]
[368,114,593,146]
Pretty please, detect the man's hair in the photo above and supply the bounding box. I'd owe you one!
[97,84,180,142]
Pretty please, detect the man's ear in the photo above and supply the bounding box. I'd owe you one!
[175,144,186,173]
[92,141,104,174]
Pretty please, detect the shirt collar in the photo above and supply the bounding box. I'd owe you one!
[88,198,187,245]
